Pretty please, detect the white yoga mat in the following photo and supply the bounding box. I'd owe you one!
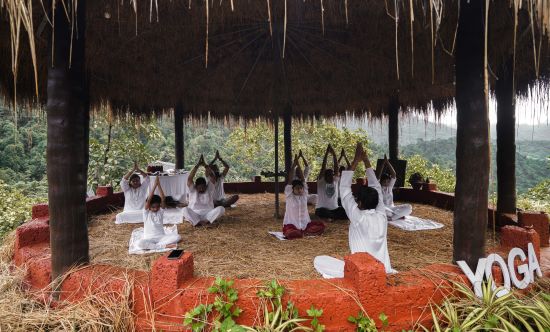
[314,255,345,279]
[268,231,287,241]
[128,225,179,255]
[389,216,444,231]
[116,208,185,225]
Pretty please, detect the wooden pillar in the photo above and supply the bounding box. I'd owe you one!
[47,0,90,282]
[495,58,517,214]
[174,104,185,169]
[283,105,292,178]
[388,97,399,161]
[453,0,490,268]
[274,113,280,219]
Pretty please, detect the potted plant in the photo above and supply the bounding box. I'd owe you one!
[409,172,424,190]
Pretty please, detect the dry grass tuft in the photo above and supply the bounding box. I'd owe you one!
[89,194,499,280]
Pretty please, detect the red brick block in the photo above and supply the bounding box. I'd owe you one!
[31,203,49,219]
[519,212,549,247]
[15,220,50,249]
[151,252,194,300]
[500,226,540,260]
[96,186,114,197]
[344,253,386,302]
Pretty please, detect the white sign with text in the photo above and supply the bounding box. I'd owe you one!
[457,243,542,298]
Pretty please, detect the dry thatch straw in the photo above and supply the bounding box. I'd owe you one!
[89,193,499,280]
[0,1,548,120]
[0,234,138,331]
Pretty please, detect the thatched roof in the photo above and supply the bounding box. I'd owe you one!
[0,0,549,119]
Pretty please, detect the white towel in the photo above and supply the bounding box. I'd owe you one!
[389,215,444,231]
[129,225,179,255]
[314,256,345,279]
[268,231,287,241]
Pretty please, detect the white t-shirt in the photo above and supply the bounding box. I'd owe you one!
[143,209,165,238]
[121,176,150,211]
[283,183,311,230]
[188,183,215,211]
[340,169,393,273]
[316,177,340,210]
[212,175,226,201]
[381,178,397,207]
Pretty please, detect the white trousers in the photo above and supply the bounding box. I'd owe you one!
[136,233,181,250]
[385,204,412,221]
[182,207,225,226]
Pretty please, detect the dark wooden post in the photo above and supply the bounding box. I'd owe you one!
[495,58,517,214]
[283,104,292,178]
[47,0,90,282]
[388,97,399,161]
[174,104,185,169]
[453,0,490,268]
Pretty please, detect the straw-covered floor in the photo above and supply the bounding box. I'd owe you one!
[89,194,499,280]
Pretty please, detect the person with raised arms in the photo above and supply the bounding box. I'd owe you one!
[295,150,317,206]
[283,155,325,239]
[136,177,181,250]
[377,154,412,221]
[341,143,394,273]
[315,144,347,220]
[207,150,240,208]
[116,161,150,224]
[182,155,225,226]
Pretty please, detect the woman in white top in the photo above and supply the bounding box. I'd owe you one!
[207,150,240,208]
[136,177,181,250]
[340,143,393,273]
[337,148,351,206]
[315,145,347,220]
[182,155,225,226]
[283,155,325,239]
[116,162,150,224]
[377,155,412,221]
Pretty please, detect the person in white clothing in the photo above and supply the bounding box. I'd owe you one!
[315,144,347,220]
[336,148,351,207]
[293,150,317,206]
[377,155,412,221]
[182,155,225,226]
[136,177,181,250]
[283,155,325,239]
[340,143,393,273]
[207,150,239,208]
[116,162,150,224]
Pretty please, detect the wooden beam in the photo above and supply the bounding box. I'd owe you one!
[495,58,517,214]
[388,97,399,161]
[174,104,185,170]
[47,0,89,284]
[453,0,490,268]
[283,105,292,178]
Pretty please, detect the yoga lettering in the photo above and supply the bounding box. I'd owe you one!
[457,243,542,298]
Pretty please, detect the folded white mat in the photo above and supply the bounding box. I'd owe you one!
[268,231,287,241]
[389,215,444,231]
[116,208,185,225]
[128,225,179,255]
[314,255,345,279]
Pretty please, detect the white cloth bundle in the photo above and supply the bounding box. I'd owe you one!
[388,216,444,231]
[128,225,180,255]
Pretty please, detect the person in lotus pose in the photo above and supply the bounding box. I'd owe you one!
[136,177,181,250]
[207,150,240,208]
[315,144,347,220]
[283,155,325,239]
[182,155,225,226]
[340,143,394,273]
[377,155,412,221]
[116,162,150,224]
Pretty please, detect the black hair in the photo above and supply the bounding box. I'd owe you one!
[356,186,379,210]
[380,173,392,182]
[149,194,161,205]
[129,174,140,181]
[324,169,334,177]
[195,177,207,186]
[291,179,304,189]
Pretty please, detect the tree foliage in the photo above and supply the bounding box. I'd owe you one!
[0,180,35,240]
[404,155,456,193]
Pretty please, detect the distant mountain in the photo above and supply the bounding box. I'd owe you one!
[344,117,549,145]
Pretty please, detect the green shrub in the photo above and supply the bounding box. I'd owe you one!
[0,180,35,240]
